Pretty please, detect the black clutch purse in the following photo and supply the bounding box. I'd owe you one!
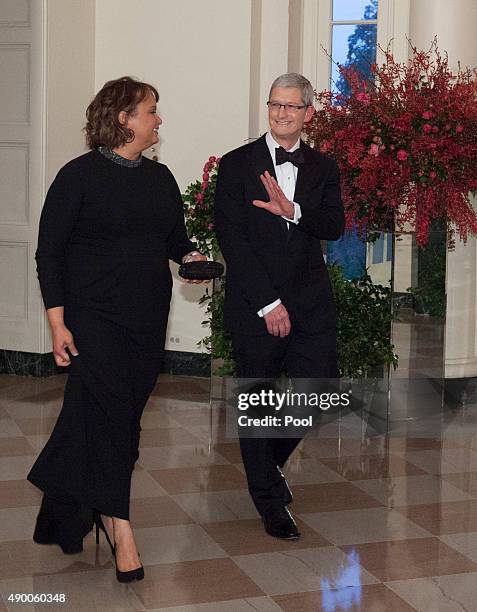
[178,260,224,280]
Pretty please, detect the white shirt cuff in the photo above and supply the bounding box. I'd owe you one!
[257,299,282,318]
[281,202,302,224]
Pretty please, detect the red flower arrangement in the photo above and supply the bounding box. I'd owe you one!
[182,155,221,257]
[303,41,477,246]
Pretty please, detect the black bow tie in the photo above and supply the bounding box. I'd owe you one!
[275,146,304,167]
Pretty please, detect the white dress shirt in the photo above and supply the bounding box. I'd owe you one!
[257,132,302,318]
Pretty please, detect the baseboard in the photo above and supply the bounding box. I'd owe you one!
[0,349,211,378]
[443,377,477,406]
[162,350,211,377]
[0,350,60,377]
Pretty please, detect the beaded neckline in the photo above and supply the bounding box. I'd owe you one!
[98,146,143,167]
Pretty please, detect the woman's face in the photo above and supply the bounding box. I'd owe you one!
[123,90,162,151]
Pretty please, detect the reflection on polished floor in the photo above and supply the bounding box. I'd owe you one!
[1,368,477,611]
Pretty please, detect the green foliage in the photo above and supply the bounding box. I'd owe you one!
[328,265,398,377]
[182,157,221,258]
[407,238,446,317]
[198,278,235,376]
[195,264,398,378]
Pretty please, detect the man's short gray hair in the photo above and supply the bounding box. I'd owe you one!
[269,73,314,107]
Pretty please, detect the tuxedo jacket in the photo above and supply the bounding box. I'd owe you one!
[214,134,344,336]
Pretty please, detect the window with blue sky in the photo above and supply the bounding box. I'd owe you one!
[327,0,380,278]
[331,0,378,94]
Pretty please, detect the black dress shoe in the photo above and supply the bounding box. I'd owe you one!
[277,467,293,505]
[262,507,300,540]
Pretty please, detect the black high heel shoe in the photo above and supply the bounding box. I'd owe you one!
[94,512,114,555]
[114,552,144,584]
[94,513,144,583]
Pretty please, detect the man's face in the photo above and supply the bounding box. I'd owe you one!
[268,86,314,146]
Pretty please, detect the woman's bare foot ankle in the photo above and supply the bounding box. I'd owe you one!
[101,514,114,544]
[112,518,141,571]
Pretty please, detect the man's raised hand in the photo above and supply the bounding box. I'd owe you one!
[253,171,294,218]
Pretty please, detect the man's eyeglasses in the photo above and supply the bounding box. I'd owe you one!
[267,101,307,113]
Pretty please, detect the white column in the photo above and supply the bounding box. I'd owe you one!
[445,214,477,378]
[249,0,289,138]
[288,0,304,73]
[409,0,477,378]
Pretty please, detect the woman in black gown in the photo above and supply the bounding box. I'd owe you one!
[28,76,206,582]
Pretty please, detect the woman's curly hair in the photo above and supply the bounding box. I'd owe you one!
[84,76,159,149]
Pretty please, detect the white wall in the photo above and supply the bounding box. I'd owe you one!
[42,0,96,352]
[46,0,96,185]
[95,0,252,353]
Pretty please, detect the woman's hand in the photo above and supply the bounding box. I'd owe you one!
[51,325,79,366]
[46,306,79,366]
[181,251,210,285]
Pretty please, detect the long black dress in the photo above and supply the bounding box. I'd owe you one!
[28,148,195,551]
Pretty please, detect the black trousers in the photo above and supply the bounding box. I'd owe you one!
[231,326,338,516]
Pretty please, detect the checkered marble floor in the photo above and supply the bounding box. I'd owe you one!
[1,371,477,611]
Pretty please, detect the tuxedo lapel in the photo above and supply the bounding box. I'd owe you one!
[248,134,276,188]
[248,136,288,239]
[293,140,318,205]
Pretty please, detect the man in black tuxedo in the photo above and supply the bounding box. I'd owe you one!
[214,73,344,539]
